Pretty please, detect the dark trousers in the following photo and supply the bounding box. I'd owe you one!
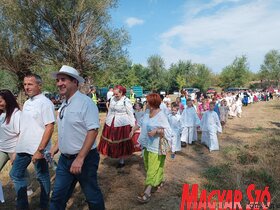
[50,149,105,210]
[10,153,50,210]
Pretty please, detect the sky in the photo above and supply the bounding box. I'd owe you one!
[110,0,280,72]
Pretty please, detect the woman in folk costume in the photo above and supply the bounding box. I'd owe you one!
[168,102,181,152]
[201,101,222,151]
[180,99,200,147]
[98,85,136,168]
[130,93,175,203]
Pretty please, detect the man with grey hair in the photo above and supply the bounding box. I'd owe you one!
[10,73,55,210]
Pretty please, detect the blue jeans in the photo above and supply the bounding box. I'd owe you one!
[10,153,50,210]
[50,149,105,210]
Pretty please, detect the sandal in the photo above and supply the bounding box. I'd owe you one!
[159,181,165,188]
[151,181,165,193]
[151,186,158,193]
[137,192,151,203]
[157,181,165,191]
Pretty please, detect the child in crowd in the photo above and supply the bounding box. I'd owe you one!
[235,95,242,118]
[168,102,182,153]
[198,98,209,119]
[175,97,184,114]
[180,90,187,108]
[180,99,200,147]
[134,102,145,123]
[133,102,144,152]
[212,97,220,120]
[219,99,230,129]
[201,101,222,152]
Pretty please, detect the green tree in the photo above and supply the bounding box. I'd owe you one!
[167,60,194,91]
[132,64,150,90]
[146,55,166,91]
[176,74,186,91]
[260,49,280,86]
[0,70,18,93]
[0,16,35,89]
[0,0,129,78]
[192,64,213,92]
[219,56,251,89]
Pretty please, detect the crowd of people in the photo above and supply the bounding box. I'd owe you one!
[0,65,277,209]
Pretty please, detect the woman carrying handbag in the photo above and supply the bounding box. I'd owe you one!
[130,93,175,203]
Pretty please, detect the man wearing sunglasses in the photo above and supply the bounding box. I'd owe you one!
[50,65,104,210]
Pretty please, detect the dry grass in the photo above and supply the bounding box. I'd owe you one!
[0,100,280,209]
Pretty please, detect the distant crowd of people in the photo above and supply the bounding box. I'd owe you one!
[0,65,278,209]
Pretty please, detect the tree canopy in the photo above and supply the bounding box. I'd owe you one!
[219,56,251,89]
[259,49,280,86]
[0,0,129,88]
[0,1,278,93]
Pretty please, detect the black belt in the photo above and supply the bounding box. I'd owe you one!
[61,153,78,159]
[61,148,96,160]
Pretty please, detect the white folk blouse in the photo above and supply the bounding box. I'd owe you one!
[105,96,135,127]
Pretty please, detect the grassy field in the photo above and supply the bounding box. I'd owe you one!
[0,99,280,209]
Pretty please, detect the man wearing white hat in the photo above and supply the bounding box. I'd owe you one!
[50,65,104,210]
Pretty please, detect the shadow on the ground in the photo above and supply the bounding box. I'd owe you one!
[269,103,280,110]
[271,121,280,128]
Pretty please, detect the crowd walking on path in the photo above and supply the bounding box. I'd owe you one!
[0,65,277,209]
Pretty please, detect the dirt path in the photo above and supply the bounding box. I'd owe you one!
[1,100,279,210]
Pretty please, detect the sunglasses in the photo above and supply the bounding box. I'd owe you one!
[59,102,69,120]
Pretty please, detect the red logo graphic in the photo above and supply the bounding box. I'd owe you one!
[180,184,271,210]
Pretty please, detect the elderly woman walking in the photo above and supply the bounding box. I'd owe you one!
[130,93,175,203]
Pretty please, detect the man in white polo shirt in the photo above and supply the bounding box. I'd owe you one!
[10,73,55,210]
[50,65,105,210]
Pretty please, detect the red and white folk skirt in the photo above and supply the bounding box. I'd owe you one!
[98,119,140,158]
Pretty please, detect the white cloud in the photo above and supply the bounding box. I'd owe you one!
[125,17,144,28]
[184,0,243,18]
[159,0,280,72]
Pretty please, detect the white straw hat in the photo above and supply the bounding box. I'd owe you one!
[52,65,85,84]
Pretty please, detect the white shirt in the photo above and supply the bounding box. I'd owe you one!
[0,109,21,153]
[160,102,170,116]
[134,111,145,123]
[191,93,196,101]
[163,97,171,103]
[137,110,176,153]
[168,113,181,132]
[107,91,114,101]
[105,96,135,127]
[180,107,200,127]
[16,94,55,155]
[200,111,222,133]
[58,91,100,154]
